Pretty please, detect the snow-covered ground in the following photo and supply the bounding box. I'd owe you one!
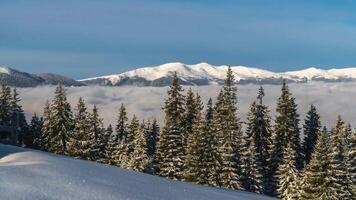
[0,144,275,200]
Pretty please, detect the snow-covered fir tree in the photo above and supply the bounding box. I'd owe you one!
[241,101,262,193]
[106,104,128,165]
[277,141,300,200]
[195,98,220,186]
[10,88,28,145]
[68,97,91,160]
[49,84,73,155]
[346,124,356,190]
[184,93,204,183]
[213,67,243,190]
[0,82,12,126]
[30,113,44,150]
[300,127,339,200]
[157,72,185,180]
[330,116,354,199]
[146,118,159,157]
[127,121,149,172]
[243,86,272,194]
[41,100,53,151]
[89,105,106,161]
[302,104,321,167]
[269,80,301,195]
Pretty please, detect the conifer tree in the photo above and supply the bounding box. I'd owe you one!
[146,119,159,157]
[243,86,272,194]
[346,124,356,188]
[106,104,128,165]
[0,82,12,126]
[127,121,149,172]
[300,127,338,200]
[330,116,354,198]
[157,72,185,180]
[184,93,204,183]
[302,104,321,167]
[242,101,262,193]
[50,84,73,155]
[30,113,44,150]
[68,98,91,160]
[89,105,106,161]
[41,100,52,151]
[10,88,28,145]
[277,141,300,200]
[269,80,301,195]
[196,98,220,186]
[213,67,243,190]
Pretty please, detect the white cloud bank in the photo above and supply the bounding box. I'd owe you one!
[18,82,356,128]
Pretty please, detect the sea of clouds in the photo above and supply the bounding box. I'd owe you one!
[17,82,356,129]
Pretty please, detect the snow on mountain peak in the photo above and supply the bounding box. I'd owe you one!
[0,66,11,74]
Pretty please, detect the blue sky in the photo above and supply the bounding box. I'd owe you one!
[2,0,356,79]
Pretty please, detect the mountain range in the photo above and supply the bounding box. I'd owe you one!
[2,63,356,87]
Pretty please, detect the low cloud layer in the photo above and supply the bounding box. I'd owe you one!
[18,82,356,129]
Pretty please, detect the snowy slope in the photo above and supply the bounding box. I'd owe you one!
[0,144,275,200]
[80,62,356,86]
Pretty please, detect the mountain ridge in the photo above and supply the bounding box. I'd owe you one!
[79,62,356,86]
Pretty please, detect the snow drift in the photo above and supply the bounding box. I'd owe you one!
[0,144,274,200]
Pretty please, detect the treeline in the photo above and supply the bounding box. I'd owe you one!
[0,68,355,199]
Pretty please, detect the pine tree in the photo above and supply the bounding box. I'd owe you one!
[346,124,356,190]
[116,104,128,141]
[157,72,185,180]
[302,104,321,167]
[277,141,300,200]
[89,105,106,161]
[330,116,354,199]
[300,127,339,200]
[184,93,204,183]
[10,88,28,145]
[68,98,91,160]
[50,85,73,155]
[30,113,44,150]
[0,82,12,126]
[127,121,149,172]
[41,100,52,151]
[213,66,243,190]
[242,101,262,193]
[269,80,302,195]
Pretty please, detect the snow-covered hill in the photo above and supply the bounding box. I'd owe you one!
[0,66,85,87]
[80,62,356,86]
[0,144,274,200]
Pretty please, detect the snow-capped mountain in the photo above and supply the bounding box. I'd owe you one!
[80,62,356,86]
[0,66,85,87]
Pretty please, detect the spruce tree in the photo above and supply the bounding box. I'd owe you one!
[0,82,12,126]
[50,84,73,155]
[243,86,272,194]
[330,116,354,199]
[146,118,159,157]
[277,141,300,200]
[346,124,356,189]
[68,98,91,160]
[300,127,338,200]
[127,121,149,172]
[116,104,128,141]
[213,66,243,190]
[10,88,28,145]
[242,101,262,193]
[30,113,44,150]
[196,98,220,186]
[89,105,106,161]
[41,100,53,151]
[269,80,302,195]
[184,93,204,183]
[157,72,185,180]
[302,104,321,167]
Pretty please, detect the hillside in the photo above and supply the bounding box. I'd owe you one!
[0,144,275,200]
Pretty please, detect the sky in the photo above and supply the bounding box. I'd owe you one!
[2,0,356,79]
